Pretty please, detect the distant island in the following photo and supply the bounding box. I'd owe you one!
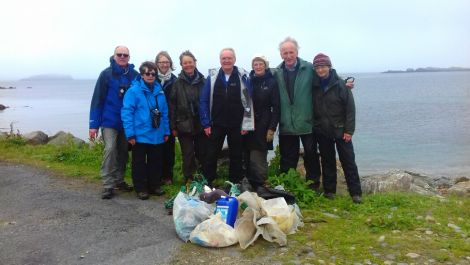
[383,67,470,73]
[20,74,74,81]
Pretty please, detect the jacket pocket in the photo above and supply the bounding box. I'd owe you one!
[176,118,193,134]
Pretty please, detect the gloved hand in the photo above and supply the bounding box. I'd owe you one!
[266,129,275,142]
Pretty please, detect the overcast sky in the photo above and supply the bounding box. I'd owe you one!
[1,0,469,80]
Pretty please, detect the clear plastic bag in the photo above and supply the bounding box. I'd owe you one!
[173,191,214,242]
[189,212,238,247]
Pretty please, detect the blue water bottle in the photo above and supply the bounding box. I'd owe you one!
[214,196,238,227]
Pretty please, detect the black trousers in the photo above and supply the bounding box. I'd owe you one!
[316,133,362,196]
[243,148,268,189]
[162,135,175,181]
[131,143,163,193]
[203,125,243,185]
[178,131,208,179]
[279,133,321,187]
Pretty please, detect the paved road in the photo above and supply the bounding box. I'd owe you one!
[0,162,181,265]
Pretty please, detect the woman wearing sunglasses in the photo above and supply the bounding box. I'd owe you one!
[121,61,170,200]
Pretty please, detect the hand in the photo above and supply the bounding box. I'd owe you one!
[241,130,248,135]
[172,130,178,137]
[164,135,169,142]
[345,77,355,89]
[204,127,211,137]
[266,129,275,142]
[128,138,136,146]
[343,133,352,142]
[89,129,98,140]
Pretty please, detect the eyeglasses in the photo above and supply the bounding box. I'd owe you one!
[143,72,156,77]
[157,61,170,65]
[116,53,129,58]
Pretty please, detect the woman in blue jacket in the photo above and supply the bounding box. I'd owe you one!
[122,61,170,200]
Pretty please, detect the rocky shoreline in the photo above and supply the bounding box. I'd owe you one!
[2,130,469,197]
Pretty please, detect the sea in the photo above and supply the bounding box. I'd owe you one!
[1,71,470,177]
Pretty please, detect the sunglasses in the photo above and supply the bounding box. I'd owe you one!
[143,72,156,77]
[116,53,129,58]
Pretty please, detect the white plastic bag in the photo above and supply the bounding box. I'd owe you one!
[173,191,214,242]
[261,197,302,235]
[189,212,238,247]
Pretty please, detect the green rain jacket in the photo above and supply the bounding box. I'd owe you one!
[274,58,315,135]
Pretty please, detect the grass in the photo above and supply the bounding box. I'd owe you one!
[1,135,469,264]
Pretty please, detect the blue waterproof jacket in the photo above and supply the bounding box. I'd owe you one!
[121,78,170,144]
[89,57,138,130]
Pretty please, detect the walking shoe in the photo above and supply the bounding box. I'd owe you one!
[352,195,363,204]
[150,188,165,196]
[137,192,149,200]
[115,182,133,192]
[324,193,336,200]
[101,188,114,199]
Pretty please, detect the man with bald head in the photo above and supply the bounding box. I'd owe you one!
[89,45,139,199]
[274,37,321,191]
[199,48,253,187]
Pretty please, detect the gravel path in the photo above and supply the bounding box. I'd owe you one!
[0,162,181,265]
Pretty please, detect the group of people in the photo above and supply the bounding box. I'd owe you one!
[89,36,363,203]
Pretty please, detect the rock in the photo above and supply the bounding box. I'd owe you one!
[447,223,461,231]
[23,131,49,145]
[0,132,8,140]
[0,104,8,110]
[425,215,435,222]
[378,235,385,242]
[47,131,85,146]
[360,170,442,195]
[405,252,420,258]
[447,180,470,197]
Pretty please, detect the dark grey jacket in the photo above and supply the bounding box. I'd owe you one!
[313,69,355,138]
[169,70,205,135]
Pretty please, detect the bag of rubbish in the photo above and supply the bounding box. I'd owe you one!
[237,191,263,212]
[189,212,238,247]
[260,197,302,235]
[235,207,259,249]
[173,191,214,242]
[235,207,287,249]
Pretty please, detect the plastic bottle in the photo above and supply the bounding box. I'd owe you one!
[214,196,238,227]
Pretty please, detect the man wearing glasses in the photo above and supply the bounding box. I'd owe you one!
[89,45,139,199]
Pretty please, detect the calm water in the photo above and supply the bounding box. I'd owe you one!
[1,72,469,177]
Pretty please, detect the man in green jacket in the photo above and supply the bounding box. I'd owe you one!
[274,37,321,191]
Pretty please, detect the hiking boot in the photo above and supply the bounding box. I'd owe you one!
[352,195,363,204]
[150,188,165,196]
[115,182,133,192]
[137,192,149,200]
[324,192,336,200]
[101,188,114,199]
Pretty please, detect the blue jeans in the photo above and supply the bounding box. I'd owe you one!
[100,128,128,189]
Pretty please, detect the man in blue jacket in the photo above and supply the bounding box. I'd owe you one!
[89,46,139,199]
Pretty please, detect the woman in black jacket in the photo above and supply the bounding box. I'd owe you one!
[243,54,280,190]
[169,50,207,182]
[312,53,362,204]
